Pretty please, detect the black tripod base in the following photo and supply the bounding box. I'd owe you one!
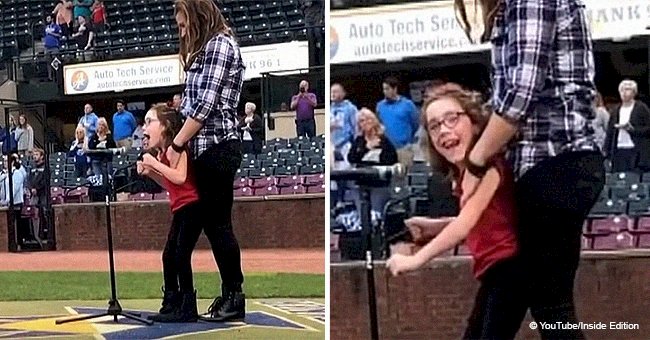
[55,299,153,325]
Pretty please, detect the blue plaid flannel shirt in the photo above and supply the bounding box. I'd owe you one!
[490,0,599,179]
[180,34,245,159]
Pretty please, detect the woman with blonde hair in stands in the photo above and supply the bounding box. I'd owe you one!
[165,0,246,322]
[347,108,398,220]
[87,117,115,177]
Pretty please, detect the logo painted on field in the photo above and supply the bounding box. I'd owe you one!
[0,305,317,339]
[258,300,325,323]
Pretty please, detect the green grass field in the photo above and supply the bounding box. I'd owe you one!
[0,272,324,301]
[0,272,325,339]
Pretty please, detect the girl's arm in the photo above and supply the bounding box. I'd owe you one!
[412,168,501,266]
[144,150,188,185]
[140,166,166,188]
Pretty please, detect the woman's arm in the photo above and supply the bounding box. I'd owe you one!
[346,136,366,164]
[145,150,188,185]
[379,136,398,165]
[251,115,264,133]
[413,168,501,266]
[27,126,34,151]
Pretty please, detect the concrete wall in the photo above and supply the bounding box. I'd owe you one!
[331,254,650,340]
[0,195,325,251]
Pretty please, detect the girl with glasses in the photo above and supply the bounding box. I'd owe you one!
[386,84,523,339]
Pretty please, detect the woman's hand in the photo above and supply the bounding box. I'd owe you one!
[386,253,423,276]
[366,137,380,149]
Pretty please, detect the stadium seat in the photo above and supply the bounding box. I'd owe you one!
[234,187,254,197]
[280,184,306,195]
[306,184,325,193]
[276,175,302,187]
[130,192,153,201]
[153,192,169,200]
[303,174,325,186]
[234,177,250,189]
[255,186,280,196]
[250,176,276,189]
[588,199,627,217]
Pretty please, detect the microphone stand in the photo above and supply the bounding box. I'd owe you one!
[57,154,152,326]
[358,183,380,340]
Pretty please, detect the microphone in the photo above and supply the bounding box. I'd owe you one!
[85,147,127,155]
[330,164,405,182]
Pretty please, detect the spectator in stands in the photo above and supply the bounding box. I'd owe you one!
[68,126,89,177]
[348,108,398,167]
[347,108,397,214]
[44,15,62,81]
[376,76,418,170]
[73,0,93,23]
[15,114,34,157]
[454,1,605,338]
[422,79,447,104]
[167,0,246,323]
[172,94,183,111]
[132,116,145,149]
[0,115,18,156]
[77,103,98,141]
[330,83,358,205]
[28,148,47,242]
[604,79,650,172]
[87,117,116,177]
[592,91,610,154]
[237,102,263,155]
[71,15,94,60]
[91,0,107,32]
[291,80,317,137]
[299,0,324,65]
[137,103,201,323]
[0,154,30,246]
[112,100,138,149]
[386,84,521,340]
[53,0,74,37]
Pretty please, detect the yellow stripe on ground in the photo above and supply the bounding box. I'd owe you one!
[1,317,97,334]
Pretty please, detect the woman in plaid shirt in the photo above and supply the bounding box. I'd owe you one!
[454,0,605,339]
[166,0,246,323]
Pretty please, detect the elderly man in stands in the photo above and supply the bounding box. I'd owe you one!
[604,79,650,173]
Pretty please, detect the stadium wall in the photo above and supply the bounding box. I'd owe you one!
[266,108,326,140]
[331,255,650,340]
[0,195,324,251]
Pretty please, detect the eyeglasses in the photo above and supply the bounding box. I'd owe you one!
[427,111,465,136]
[144,117,159,126]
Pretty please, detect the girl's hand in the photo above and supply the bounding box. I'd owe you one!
[136,161,144,175]
[141,153,157,168]
[386,253,422,276]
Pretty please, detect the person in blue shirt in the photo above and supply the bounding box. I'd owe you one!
[330,83,358,205]
[0,115,18,156]
[44,15,62,81]
[112,100,137,149]
[376,77,419,170]
[77,103,98,141]
[73,0,93,22]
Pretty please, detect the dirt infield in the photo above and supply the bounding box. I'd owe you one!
[0,249,324,274]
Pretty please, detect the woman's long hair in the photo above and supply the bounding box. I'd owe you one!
[174,0,234,70]
[454,0,502,43]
